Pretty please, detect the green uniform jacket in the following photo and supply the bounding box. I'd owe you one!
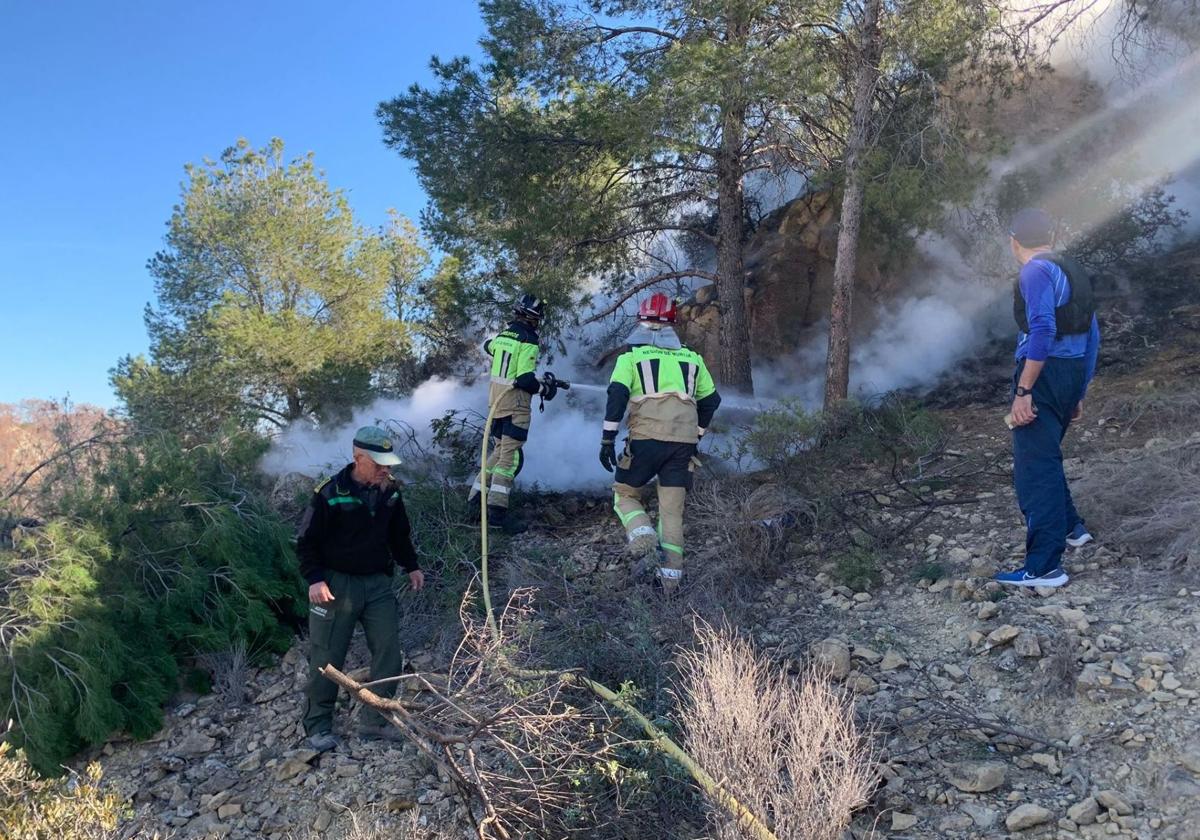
[296,464,420,584]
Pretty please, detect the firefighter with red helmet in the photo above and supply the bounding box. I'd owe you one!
[469,293,559,531]
[599,293,721,594]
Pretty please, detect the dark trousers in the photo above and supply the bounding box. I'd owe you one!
[1012,357,1087,576]
[303,570,403,735]
[613,439,696,490]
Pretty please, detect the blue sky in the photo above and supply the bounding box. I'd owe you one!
[0,0,484,407]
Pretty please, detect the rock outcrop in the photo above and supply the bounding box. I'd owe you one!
[678,191,898,364]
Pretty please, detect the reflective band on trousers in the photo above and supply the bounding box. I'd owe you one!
[613,494,642,526]
[487,484,510,495]
[657,567,683,579]
[657,520,683,555]
[626,525,656,542]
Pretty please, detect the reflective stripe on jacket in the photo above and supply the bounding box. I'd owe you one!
[484,321,540,418]
[607,344,718,443]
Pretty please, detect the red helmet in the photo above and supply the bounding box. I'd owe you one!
[637,292,677,324]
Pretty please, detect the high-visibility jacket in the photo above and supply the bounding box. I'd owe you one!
[484,320,540,420]
[604,341,720,444]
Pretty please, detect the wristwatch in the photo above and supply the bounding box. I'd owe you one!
[1015,386,1033,397]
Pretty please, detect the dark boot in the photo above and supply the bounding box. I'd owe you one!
[651,569,681,600]
[487,505,527,535]
[486,505,507,529]
[631,544,665,581]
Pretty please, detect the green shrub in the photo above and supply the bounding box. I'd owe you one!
[819,396,943,463]
[0,432,305,774]
[911,561,946,582]
[730,396,942,494]
[833,545,882,592]
[393,478,485,648]
[429,408,486,482]
[734,399,821,474]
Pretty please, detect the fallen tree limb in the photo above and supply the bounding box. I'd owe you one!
[2,431,115,503]
[325,653,779,840]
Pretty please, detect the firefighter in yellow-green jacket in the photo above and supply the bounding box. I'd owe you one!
[599,293,721,594]
[469,294,559,530]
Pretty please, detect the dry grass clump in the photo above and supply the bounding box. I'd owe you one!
[195,642,250,708]
[0,740,127,840]
[1036,631,1082,699]
[689,480,814,579]
[1075,437,1200,563]
[1098,386,1200,437]
[676,625,874,840]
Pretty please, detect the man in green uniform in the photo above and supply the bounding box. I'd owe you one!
[297,426,425,752]
[599,293,721,594]
[469,293,559,529]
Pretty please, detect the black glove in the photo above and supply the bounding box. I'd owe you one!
[599,440,617,472]
[538,373,559,402]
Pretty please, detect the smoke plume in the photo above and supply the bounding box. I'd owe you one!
[260,376,615,491]
[261,7,1200,490]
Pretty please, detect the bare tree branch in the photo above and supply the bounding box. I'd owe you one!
[583,269,721,325]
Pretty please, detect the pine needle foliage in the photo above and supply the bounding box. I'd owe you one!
[0,432,304,775]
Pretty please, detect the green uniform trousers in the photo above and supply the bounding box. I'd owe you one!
[303,570,403,735]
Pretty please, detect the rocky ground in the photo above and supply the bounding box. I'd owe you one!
[87,281,1200,839]
[744,401,1200,840]
[90,392,1200,839]
[92,641,468,839]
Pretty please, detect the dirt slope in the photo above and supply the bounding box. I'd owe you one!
[87,250,1200,839]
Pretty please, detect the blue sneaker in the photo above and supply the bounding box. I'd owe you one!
[1066,523,1093,548]
[995,568,1070,587]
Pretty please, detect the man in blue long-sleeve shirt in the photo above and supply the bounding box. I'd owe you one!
[997,208,1100,588]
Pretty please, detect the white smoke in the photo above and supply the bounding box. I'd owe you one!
[261,7,1200,491]
[755,20,1200,409]
[260,373,615,491]
[749,232,1011,409]
[259,377,475,479]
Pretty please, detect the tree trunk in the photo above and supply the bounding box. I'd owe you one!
[285,389,304,422]
[823,0,884,412]
[715,50,754,394]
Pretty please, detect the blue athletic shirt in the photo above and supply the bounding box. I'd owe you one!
[1014,254,1101,393]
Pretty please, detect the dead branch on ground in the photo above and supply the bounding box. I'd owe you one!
[323,590,645,839]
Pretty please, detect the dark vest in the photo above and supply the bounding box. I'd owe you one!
[1013,252,1095,338]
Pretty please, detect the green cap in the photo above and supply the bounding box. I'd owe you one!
[352,426,401,466]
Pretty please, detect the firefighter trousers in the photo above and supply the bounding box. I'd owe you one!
[468,416,527,510]
[612,439,695,584]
